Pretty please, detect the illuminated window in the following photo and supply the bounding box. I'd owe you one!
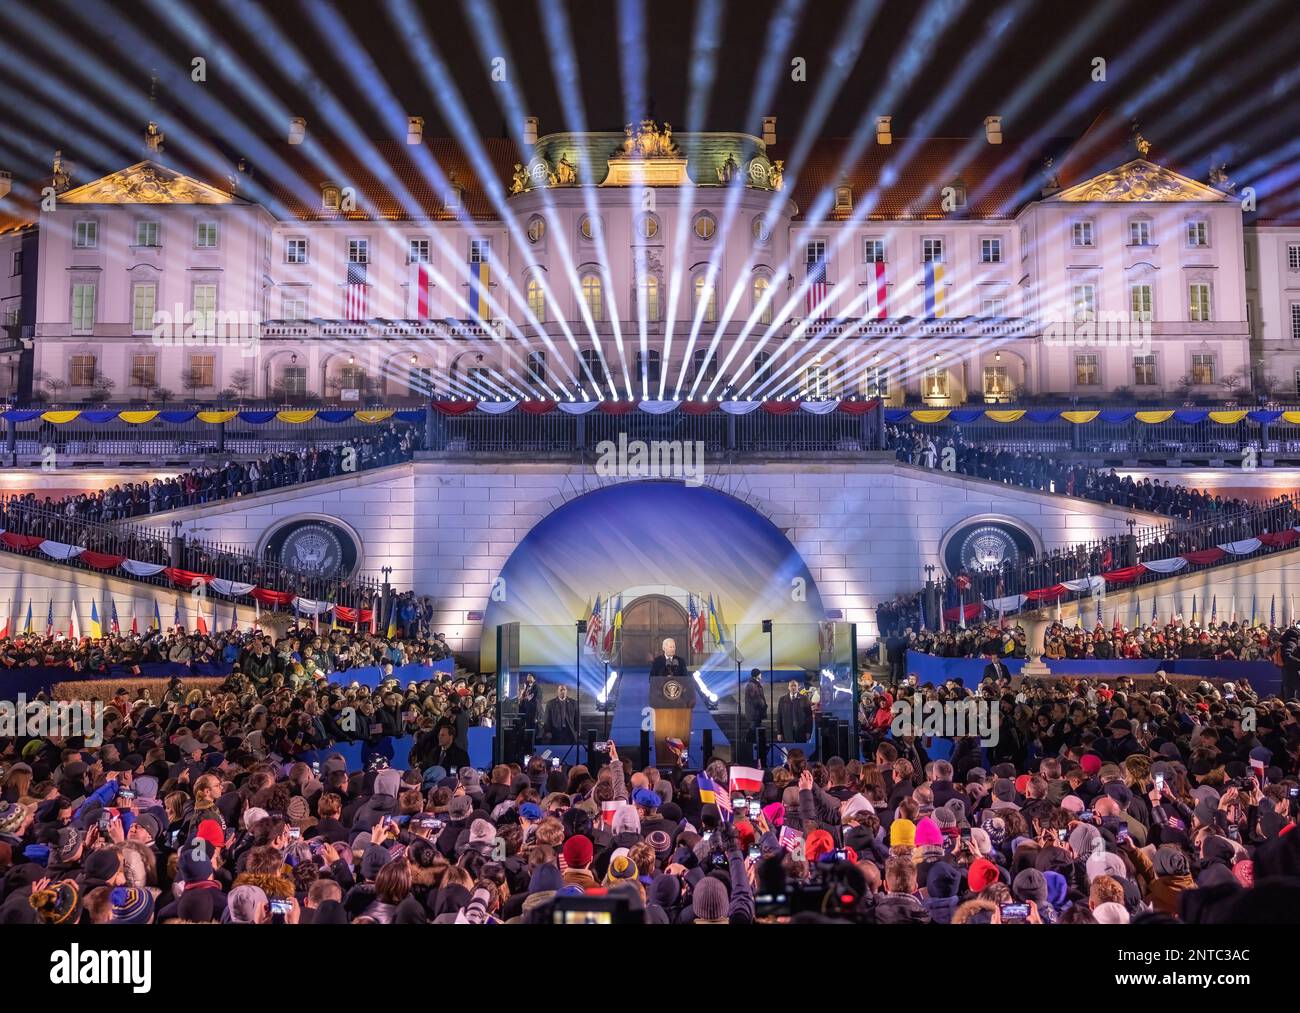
[804,361,830,398]
[195,221,219,248]
[834,186,852,212]
[321,186,341,211]
[130,353,157,389]
[135,221,160,247]
[188,353,216,388]
[286,238,308,264]
[526,275,546,322]
[753,275,772,325]
[636,214,659,241]
[579,215,595,241]
[864,364,888,398]
[581,273,603,321]
[693,274,717,322]
[1072,283,1096,322]
[69,354,96,387]
[1134,354,1156,386]
[71,283,96,331]
[1191,353,1216,385]
[470,239,490,263]
[923,367,948,399]
[339,364,365,390]
[1189,283,1212,322]
[347,238,369,264]
[637,273,660,321]
[752,217,770,243]
[74,220,98,248]
[983,366,1009,398]
[1186,220,1209,247]
[693,213,716,241]
[131,283,157,334]
[863,238,885,263]
[1130,284,1153,322]
[980,238,1002,263]
[1289,243,1300,271]
[1075,353,1100,386]
[1291,303,1300,340]
[526,216,546,244]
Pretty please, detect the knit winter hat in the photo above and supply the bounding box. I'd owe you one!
[29,879,81,924]
[805,829,835,862]
[604,854,638,884]
[693,876,729,921]
[0,802,27,835]
[1092,901,1130,924]
[969,827,993,857]
[109,886,154,924]
[967,857,1000,891]
[1086,850,1127,882]
[562,834,593,868]
[890,818,916,848]
[469,818,496,846]
[914,817,944,848]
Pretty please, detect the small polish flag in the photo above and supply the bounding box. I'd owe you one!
[601,800,622,827]
[729,766,764,794]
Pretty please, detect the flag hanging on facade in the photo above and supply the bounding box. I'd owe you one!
[1211,596,1217,624]
[409,260,435,319]
[385,597,397,639]
[584,595,603,651]
[45,600,54,637]
[24,599,34,636]
[0,599,11,639]
[173,600,182,632]
[152,599,162,632]
[707,593,726,647]
[89,601,102,639]
[1152,595,1158,624]
[1271,594,1276,627]
[918,590,927,631]
[1191,594,1197,625]
[68,600,80,640]
[1230,595,1237,624]
[866,260,888,319]
[195,602,208,636]
[805,252,828,319]
[468,255,491,318]
[1251,594,1257,626]
[345,261,368,320]
[923,261,946,318]
[131,610,138,635]
[110,599,120,635]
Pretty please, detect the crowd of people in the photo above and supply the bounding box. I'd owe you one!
[889,425,1269,523]
[1,639,1298,926]
[4,425,417,523]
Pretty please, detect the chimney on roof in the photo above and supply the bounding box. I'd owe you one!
[407,116,424,145]
[876,116,892,145]
[762,116,777,146]
[523,116,539,146]
[0,171,10,199]
[984,116,1003,145]
[288,117,306,145]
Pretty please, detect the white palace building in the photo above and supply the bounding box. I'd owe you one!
[1,112,1298,407]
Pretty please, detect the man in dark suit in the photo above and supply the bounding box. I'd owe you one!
[982,653,1012,683]
[743,668,768,764]
[649,638,687,679]
[543,684,580,743]
[776,679,813,742]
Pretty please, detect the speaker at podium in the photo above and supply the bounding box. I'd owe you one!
[648,653,695,766]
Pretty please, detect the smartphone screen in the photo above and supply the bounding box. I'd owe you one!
[1001,902,1029,922]
[748,801,761,817]
[1154,773,1165,791]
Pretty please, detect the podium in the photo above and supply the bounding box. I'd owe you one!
[649,672,696,766]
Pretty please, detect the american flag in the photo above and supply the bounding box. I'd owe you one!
[699,774,731,822]
[584,595,603,651]
[344,261,368,320]
[688,594,705,653]
[805,255,828,319]
[779,826,803,852]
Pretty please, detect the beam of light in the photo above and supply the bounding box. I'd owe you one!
[596,669,619,705]
[461,0,624,399]
[669,0,808,401]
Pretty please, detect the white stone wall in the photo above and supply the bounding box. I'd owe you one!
[140,457,1164,656]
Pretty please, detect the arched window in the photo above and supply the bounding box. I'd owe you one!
[693,274,717,322]
[527,351,546,383]
[692,349,717,383]
[637,273,660,321]
[581,273,603,322]
[578,348,604,391]
[753,274,772,326]
[804,361,831,399]
[637,349,661,387]
[526,275,546,323]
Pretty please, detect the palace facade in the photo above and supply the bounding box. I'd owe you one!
[1,114,1297,406]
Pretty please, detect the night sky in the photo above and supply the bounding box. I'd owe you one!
[1,0,1298,202]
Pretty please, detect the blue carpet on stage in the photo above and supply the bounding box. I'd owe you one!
[607,667,729,764]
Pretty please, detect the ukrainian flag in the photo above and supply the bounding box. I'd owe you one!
[89,600,102,639]
[924,261,946,318]
[152,600,162,631]
[23,599,33,635]
[707,593,726,646]
[385,597,398,639]
[468,258,491,318]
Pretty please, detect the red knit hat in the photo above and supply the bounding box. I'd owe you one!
[1079,753,1103,776]
[805,829,835,862]
[967,858,1000,892]
[562,834,593,868]
[195,819,225,851]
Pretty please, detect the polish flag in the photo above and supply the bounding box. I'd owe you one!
[866,261,888,319]
[409,261,435,319]
[601,800,622,827]
[0,598,10,639]
[729,766,764,794]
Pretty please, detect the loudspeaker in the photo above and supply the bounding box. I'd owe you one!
[639,728,651,768]
[702,728,713,760]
